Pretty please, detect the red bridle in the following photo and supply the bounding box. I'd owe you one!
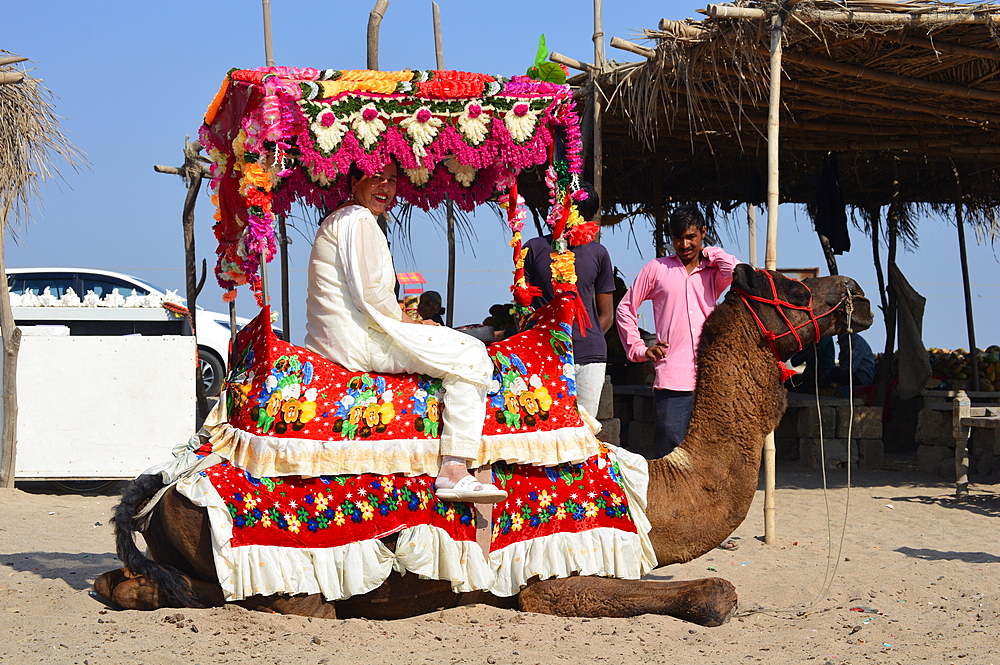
[735,270,847,381]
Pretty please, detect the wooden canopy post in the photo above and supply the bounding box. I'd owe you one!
[154,140,212,421]
[762,5,785,547]
[592,0,605,225]
[368,0,390,71]
[262,0,275,67]
[0,199,20,488]
[953,167,980,392]
[432,1,456,327]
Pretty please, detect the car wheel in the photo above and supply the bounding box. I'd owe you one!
[198,349,225,396]
[49,480,119,493]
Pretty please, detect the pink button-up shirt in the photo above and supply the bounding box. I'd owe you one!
[616,247,739,391]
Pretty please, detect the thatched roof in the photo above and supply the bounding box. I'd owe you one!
[0,52,84,229]
[582,0,1000,236]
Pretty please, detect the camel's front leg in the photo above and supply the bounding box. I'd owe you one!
[518,576,737,627]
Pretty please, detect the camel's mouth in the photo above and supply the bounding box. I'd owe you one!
[838,278,873,333]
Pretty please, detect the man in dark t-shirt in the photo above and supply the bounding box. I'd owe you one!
[523,182,615,417]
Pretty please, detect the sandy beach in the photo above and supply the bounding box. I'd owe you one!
[1,458,998,665]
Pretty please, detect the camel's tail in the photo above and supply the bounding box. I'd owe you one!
[111,475,205,608]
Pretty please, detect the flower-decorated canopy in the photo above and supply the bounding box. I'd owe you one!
[199,66,585,304]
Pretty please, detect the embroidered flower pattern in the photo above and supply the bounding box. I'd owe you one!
[490,453,635,547]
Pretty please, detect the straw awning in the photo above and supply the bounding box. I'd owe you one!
[583,0,1000,228]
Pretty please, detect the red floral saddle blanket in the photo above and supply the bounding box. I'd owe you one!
[200,443,636,551]
[215,295,595,479]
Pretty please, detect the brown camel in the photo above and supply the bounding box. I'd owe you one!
[94,265,872,626]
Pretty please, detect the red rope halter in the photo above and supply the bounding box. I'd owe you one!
[735,270,846,382]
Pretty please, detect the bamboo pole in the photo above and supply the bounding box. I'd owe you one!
[748,204,757,268]
[549,52,596,73]
[0,72,25,85]
[609,36,655,59]
[432,1,456,327]
[0,200,20,488]
[953,166,980,393]
[368,0,390,71]
[707,3,999,25]
[262,0,275,67]
[0,56,28,67]
[763,7,784,548]
[782,51,1000,104]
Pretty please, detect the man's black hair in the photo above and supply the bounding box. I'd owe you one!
[420,290,442,306]
[576,181,600,221]
[668,203,706,238]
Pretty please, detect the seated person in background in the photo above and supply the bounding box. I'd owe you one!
[417,290,445,325]
[483,303,516,341]
[786,336,836,393]
[822,332,876,387]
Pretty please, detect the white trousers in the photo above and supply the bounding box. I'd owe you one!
[368,329,489,460]
[574,362,607,419]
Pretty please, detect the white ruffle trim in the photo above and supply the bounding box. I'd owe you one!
[175,472,494,602]
[206,416,602,479]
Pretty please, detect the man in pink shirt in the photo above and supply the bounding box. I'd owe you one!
[616,204,739,457]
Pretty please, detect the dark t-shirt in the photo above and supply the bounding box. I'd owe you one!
[523,234,615,364]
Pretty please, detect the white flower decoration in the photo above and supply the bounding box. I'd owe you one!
[398,106,443,157]
[59,287,81,307]
[445,158,476,187]
[7,290,21,307]
[457,102,490,145]
[488,379,502,395]
[265,375,278,391]
[310,107,348,153]
[380,389,394,403]
[39,286,59,308]
[82,290,100,307]
[413,388,428,400]
[341,394,356,407]
[281,383,302,401]
[529,374,543,388]
[511,376,528,394]
[351,104,387,148]
[304,388,318,402]
[504,102,539,143]
[562,363,576,378]
[404,166,431,187]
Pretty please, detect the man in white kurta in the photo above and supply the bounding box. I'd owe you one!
[304,203,494,474]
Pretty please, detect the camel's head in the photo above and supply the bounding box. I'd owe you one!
[731,264,873,360]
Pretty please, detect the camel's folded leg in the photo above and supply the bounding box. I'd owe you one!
[93,568,225,611]
[238,593,338,619]
[518,576,737,627]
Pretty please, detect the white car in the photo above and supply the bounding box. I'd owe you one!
[5,268,271,396]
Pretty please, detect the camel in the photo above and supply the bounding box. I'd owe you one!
[94,265,872,626]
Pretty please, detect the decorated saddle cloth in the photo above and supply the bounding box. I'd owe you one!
[165,296,655,601]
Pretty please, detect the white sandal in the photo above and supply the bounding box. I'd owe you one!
[435,474,508,504]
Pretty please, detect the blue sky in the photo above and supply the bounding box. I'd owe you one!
[5,0,998,353]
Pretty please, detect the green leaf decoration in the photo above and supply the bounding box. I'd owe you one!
[550,330,573,343]
[525,34,568,84]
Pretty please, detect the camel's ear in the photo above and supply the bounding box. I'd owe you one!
[731,263,757,294]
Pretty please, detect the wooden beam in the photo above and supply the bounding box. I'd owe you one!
[894,33,1000,62]
[610,36,655,59]
[550,51,596,72]
[0,56,28,67]
[783,51,1000,104]
[707,3,1000,25]
[367,0,390,70]
[0,72,24,85]
[782,79,1000,125]
[657,19,707,39]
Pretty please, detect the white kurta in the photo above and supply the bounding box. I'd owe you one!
[304,204,492,459]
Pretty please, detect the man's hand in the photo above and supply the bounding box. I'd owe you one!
[645,341,669,361]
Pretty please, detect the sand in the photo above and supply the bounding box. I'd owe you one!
[1,460,998,665]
